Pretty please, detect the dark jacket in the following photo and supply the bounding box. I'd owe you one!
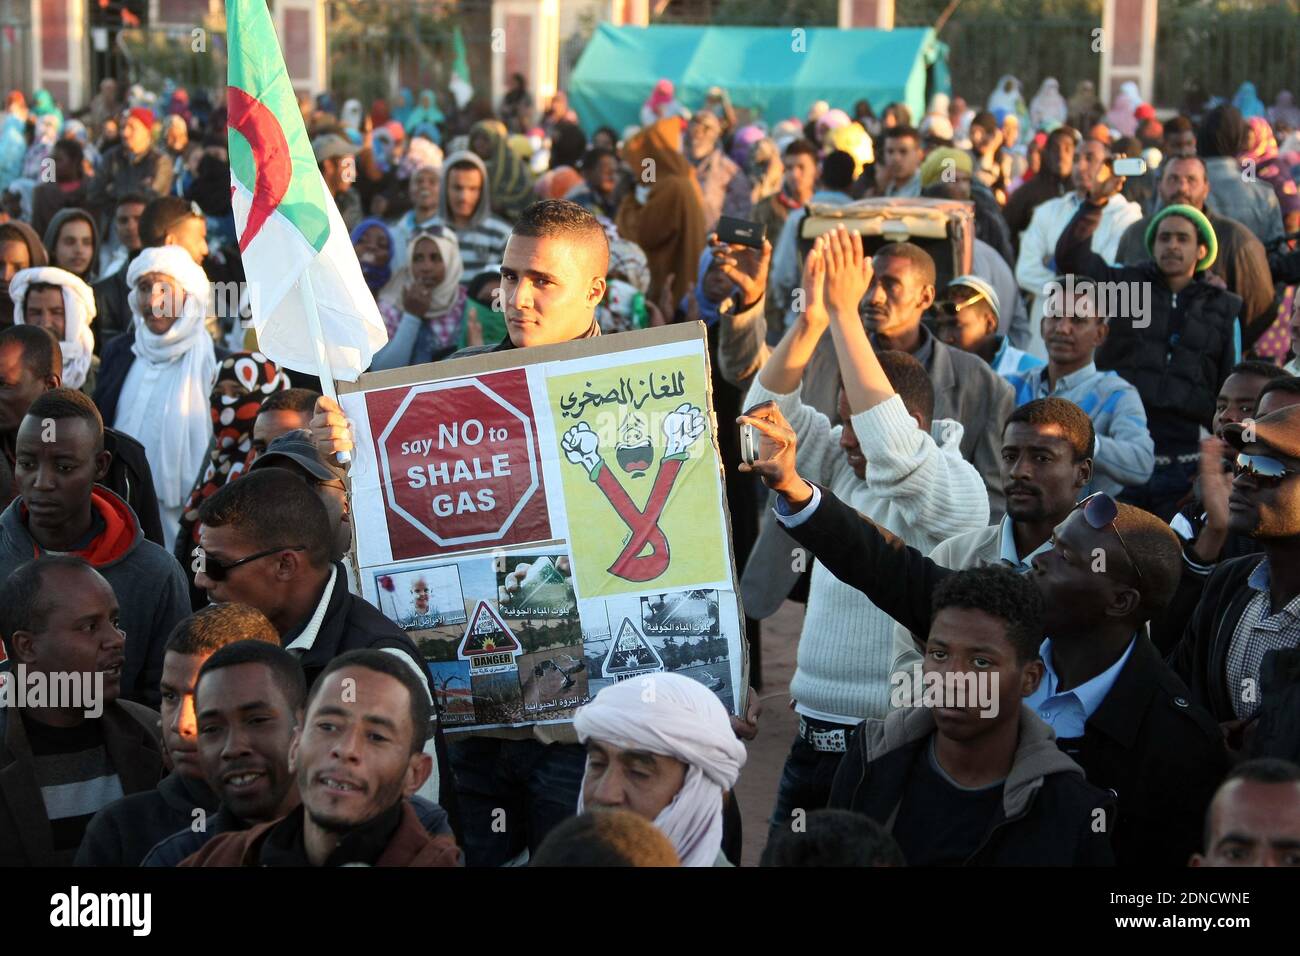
[142,795,453,866]
[1056,198,1241,455]
[86,144,174,217]
[972,181,1016,267]
[832,705,1115,865]
[91,260,134,351]
[74,770,218,866]
[180,800,461,867]
[0,700,164,866]
[1115,207,1276,347]
[784,485,1229,866]
[1169,554,1263,723]
[0,488,190,708]
[103,427,165,547]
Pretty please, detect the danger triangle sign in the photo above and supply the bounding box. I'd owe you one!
[458,601,522,659]
[602,617,664,676]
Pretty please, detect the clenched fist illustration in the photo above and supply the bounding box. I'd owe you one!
[561,422,603,474]
[662,403,706,458]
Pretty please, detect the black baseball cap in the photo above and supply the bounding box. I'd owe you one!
[250,429,344,482]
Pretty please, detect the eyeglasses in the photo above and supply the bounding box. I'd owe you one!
[199,545,305,582]
[1233,452,1298,486]
[1075,492,1144,587]
[935,289,987,321]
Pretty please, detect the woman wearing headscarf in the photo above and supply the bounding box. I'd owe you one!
[469,118,535,222]
[371,229,467,369]
[340,98,366,133]
[641,79,686,128]
[1232,82,1267,121]
[42,207,99,284]
[574,672,747,867]
[21,112,61,180]
[93,244,220,550]
[8,265,98,393]
[172,350,289,603]
[616,117,707,306]
[1243,116,1300,235]
[392,87,416,129]
[1067,80,1102,132]
[0,93,29,191]
[405,89,445,142]
[0,220,49,327]
[1029,78,1069,130]
[351,217,396,299]
[597,236,652,334]
[987,75,1028,130]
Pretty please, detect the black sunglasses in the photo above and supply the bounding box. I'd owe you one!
[198,545,305,582]
[1233,453,1298,486]
[1075,492,1144,587]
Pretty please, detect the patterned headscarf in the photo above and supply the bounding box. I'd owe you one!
[470,119,535,221]
[174,351,290,556]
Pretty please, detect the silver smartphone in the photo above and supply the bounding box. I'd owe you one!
[739,421,759,466]
[1112,156,1148,177]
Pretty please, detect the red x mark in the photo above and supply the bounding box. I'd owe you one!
[593,458,684,581]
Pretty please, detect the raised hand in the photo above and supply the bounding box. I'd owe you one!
[800,237,829,332]
[710,234,772,311]
[310,395,354,464]
[823,225,873,320]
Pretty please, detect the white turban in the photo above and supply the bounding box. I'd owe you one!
[8,266,96,389]
[119,244,216,511]
[574,672,746,867]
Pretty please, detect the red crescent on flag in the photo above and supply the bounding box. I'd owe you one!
[227,86,293,253]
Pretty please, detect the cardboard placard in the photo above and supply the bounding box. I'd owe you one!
[340,324,748,732]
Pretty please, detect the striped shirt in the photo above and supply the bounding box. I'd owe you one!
[22,712,124,864]
[1226,559,1300,720]
[992,336,1046,380]
[449,216,512,277]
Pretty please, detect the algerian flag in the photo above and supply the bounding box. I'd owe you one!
[449,25,474,110]
[226,0,386,382]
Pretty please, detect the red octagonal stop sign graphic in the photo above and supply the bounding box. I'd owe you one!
[367,368,551,560]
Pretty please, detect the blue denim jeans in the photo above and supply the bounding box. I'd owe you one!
[766,733,846,847]
[447,738,586,867]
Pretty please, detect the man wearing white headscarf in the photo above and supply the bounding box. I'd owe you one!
[8,266,97,392]
[92,243,218,550]
[574,672,747,867]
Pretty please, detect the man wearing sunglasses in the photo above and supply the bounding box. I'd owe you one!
[737,401,1227,866]
[1170,403,1300,759]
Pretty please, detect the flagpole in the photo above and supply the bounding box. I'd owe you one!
[298,278,352,466]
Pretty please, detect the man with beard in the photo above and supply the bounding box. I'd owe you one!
[1055,171,1242,522]
[684,109,750,233]
[181,649,460,866]
[1115,156,1275,349]
[1171,404,1300,759]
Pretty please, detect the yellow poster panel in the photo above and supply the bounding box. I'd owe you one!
[547,350,729,599]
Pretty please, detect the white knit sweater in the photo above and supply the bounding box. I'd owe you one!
[746,380,991,722]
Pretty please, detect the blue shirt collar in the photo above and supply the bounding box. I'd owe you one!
[1037,635,1137,720]
[998,515,1054,571]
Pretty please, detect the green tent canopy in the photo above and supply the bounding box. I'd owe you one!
[567,24,950,135]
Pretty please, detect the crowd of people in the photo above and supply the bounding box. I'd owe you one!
[1,63,1300,870]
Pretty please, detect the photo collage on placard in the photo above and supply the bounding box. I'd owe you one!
[581,587,736,715]
[364,547,586,731]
